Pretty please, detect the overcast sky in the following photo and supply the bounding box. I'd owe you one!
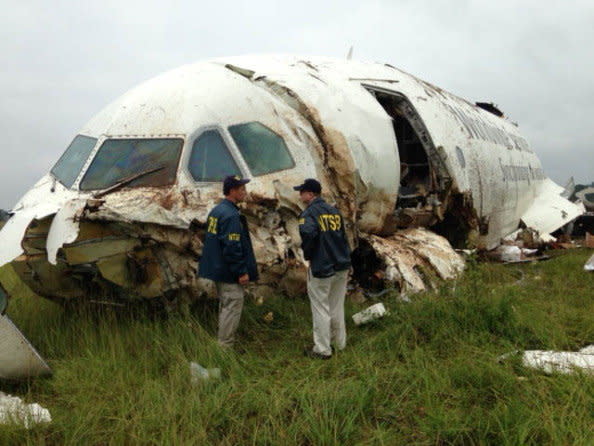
[1,0,592,209]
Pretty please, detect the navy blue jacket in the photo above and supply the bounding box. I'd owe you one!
[198,199,258,283]
[299,197,351,278]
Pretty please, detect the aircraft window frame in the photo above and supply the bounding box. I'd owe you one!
[50,134,98,188]
[228,121,296,177]
[78,137,184,191]
[187,128,243,183]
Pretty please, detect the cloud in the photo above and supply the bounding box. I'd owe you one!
[1,0,593,208]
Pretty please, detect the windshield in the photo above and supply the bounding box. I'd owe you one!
[189,130,241,181]
[228,122,295,176]
[50,135,97,188]
[79,138,183,190]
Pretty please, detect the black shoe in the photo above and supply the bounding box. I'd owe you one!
[303,347,331,360]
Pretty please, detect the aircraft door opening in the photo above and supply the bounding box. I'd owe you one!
[364,86,448,229]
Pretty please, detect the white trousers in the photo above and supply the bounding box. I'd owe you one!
[216,282,245,348]
[307,269,349,356]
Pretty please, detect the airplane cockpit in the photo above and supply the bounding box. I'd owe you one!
[49,120,298,194]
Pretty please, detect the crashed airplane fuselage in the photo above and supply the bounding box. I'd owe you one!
[0,55,584,309]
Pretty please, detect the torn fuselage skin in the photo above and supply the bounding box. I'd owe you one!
[0,55,583,309]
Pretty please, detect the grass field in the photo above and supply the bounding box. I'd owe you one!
[1,250,593,445]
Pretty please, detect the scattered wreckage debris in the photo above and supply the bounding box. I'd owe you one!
[585,254,594,272]
[549,233,581,250]
[499,345,594,375]
[190,362,221,383]
[486,245,541,264]
[0,392,51,429]
[352,303,387,325]
[483,226,590,263]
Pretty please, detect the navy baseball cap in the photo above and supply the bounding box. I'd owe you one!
[293,178,322,194]
[223,175,250,194]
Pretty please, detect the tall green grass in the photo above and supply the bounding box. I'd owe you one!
[1,251,593,445]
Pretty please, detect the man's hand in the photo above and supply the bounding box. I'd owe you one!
[238,274,249,285]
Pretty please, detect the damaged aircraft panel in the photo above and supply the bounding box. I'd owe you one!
[0,55,584,323]
[0,314,52,380]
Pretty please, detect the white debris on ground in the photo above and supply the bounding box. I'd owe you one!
[0,392,51,428]
[489,245,539,263]
[490,227,555,262]
[585,253,594,272]
[500,345,594,374]
[189,362,221,383]
[352,303,387,326]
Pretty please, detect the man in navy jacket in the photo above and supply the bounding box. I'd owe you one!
[295,178,351,359]
[199,175,258,348]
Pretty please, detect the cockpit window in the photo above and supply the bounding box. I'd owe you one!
[189,130,241,181]
[228,122,295,176]
[50,135,97,188]
[79,138,183,191]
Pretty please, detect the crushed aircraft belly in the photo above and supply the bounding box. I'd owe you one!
[362,229,465,294]
[0,54,585,349]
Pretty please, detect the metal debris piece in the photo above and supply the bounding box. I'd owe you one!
[0,315,52,380]
[585,254,594,272]
[501,345,594,375]
[0,392,51,428]
[352,303,387,325]
[189,362,221,383]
